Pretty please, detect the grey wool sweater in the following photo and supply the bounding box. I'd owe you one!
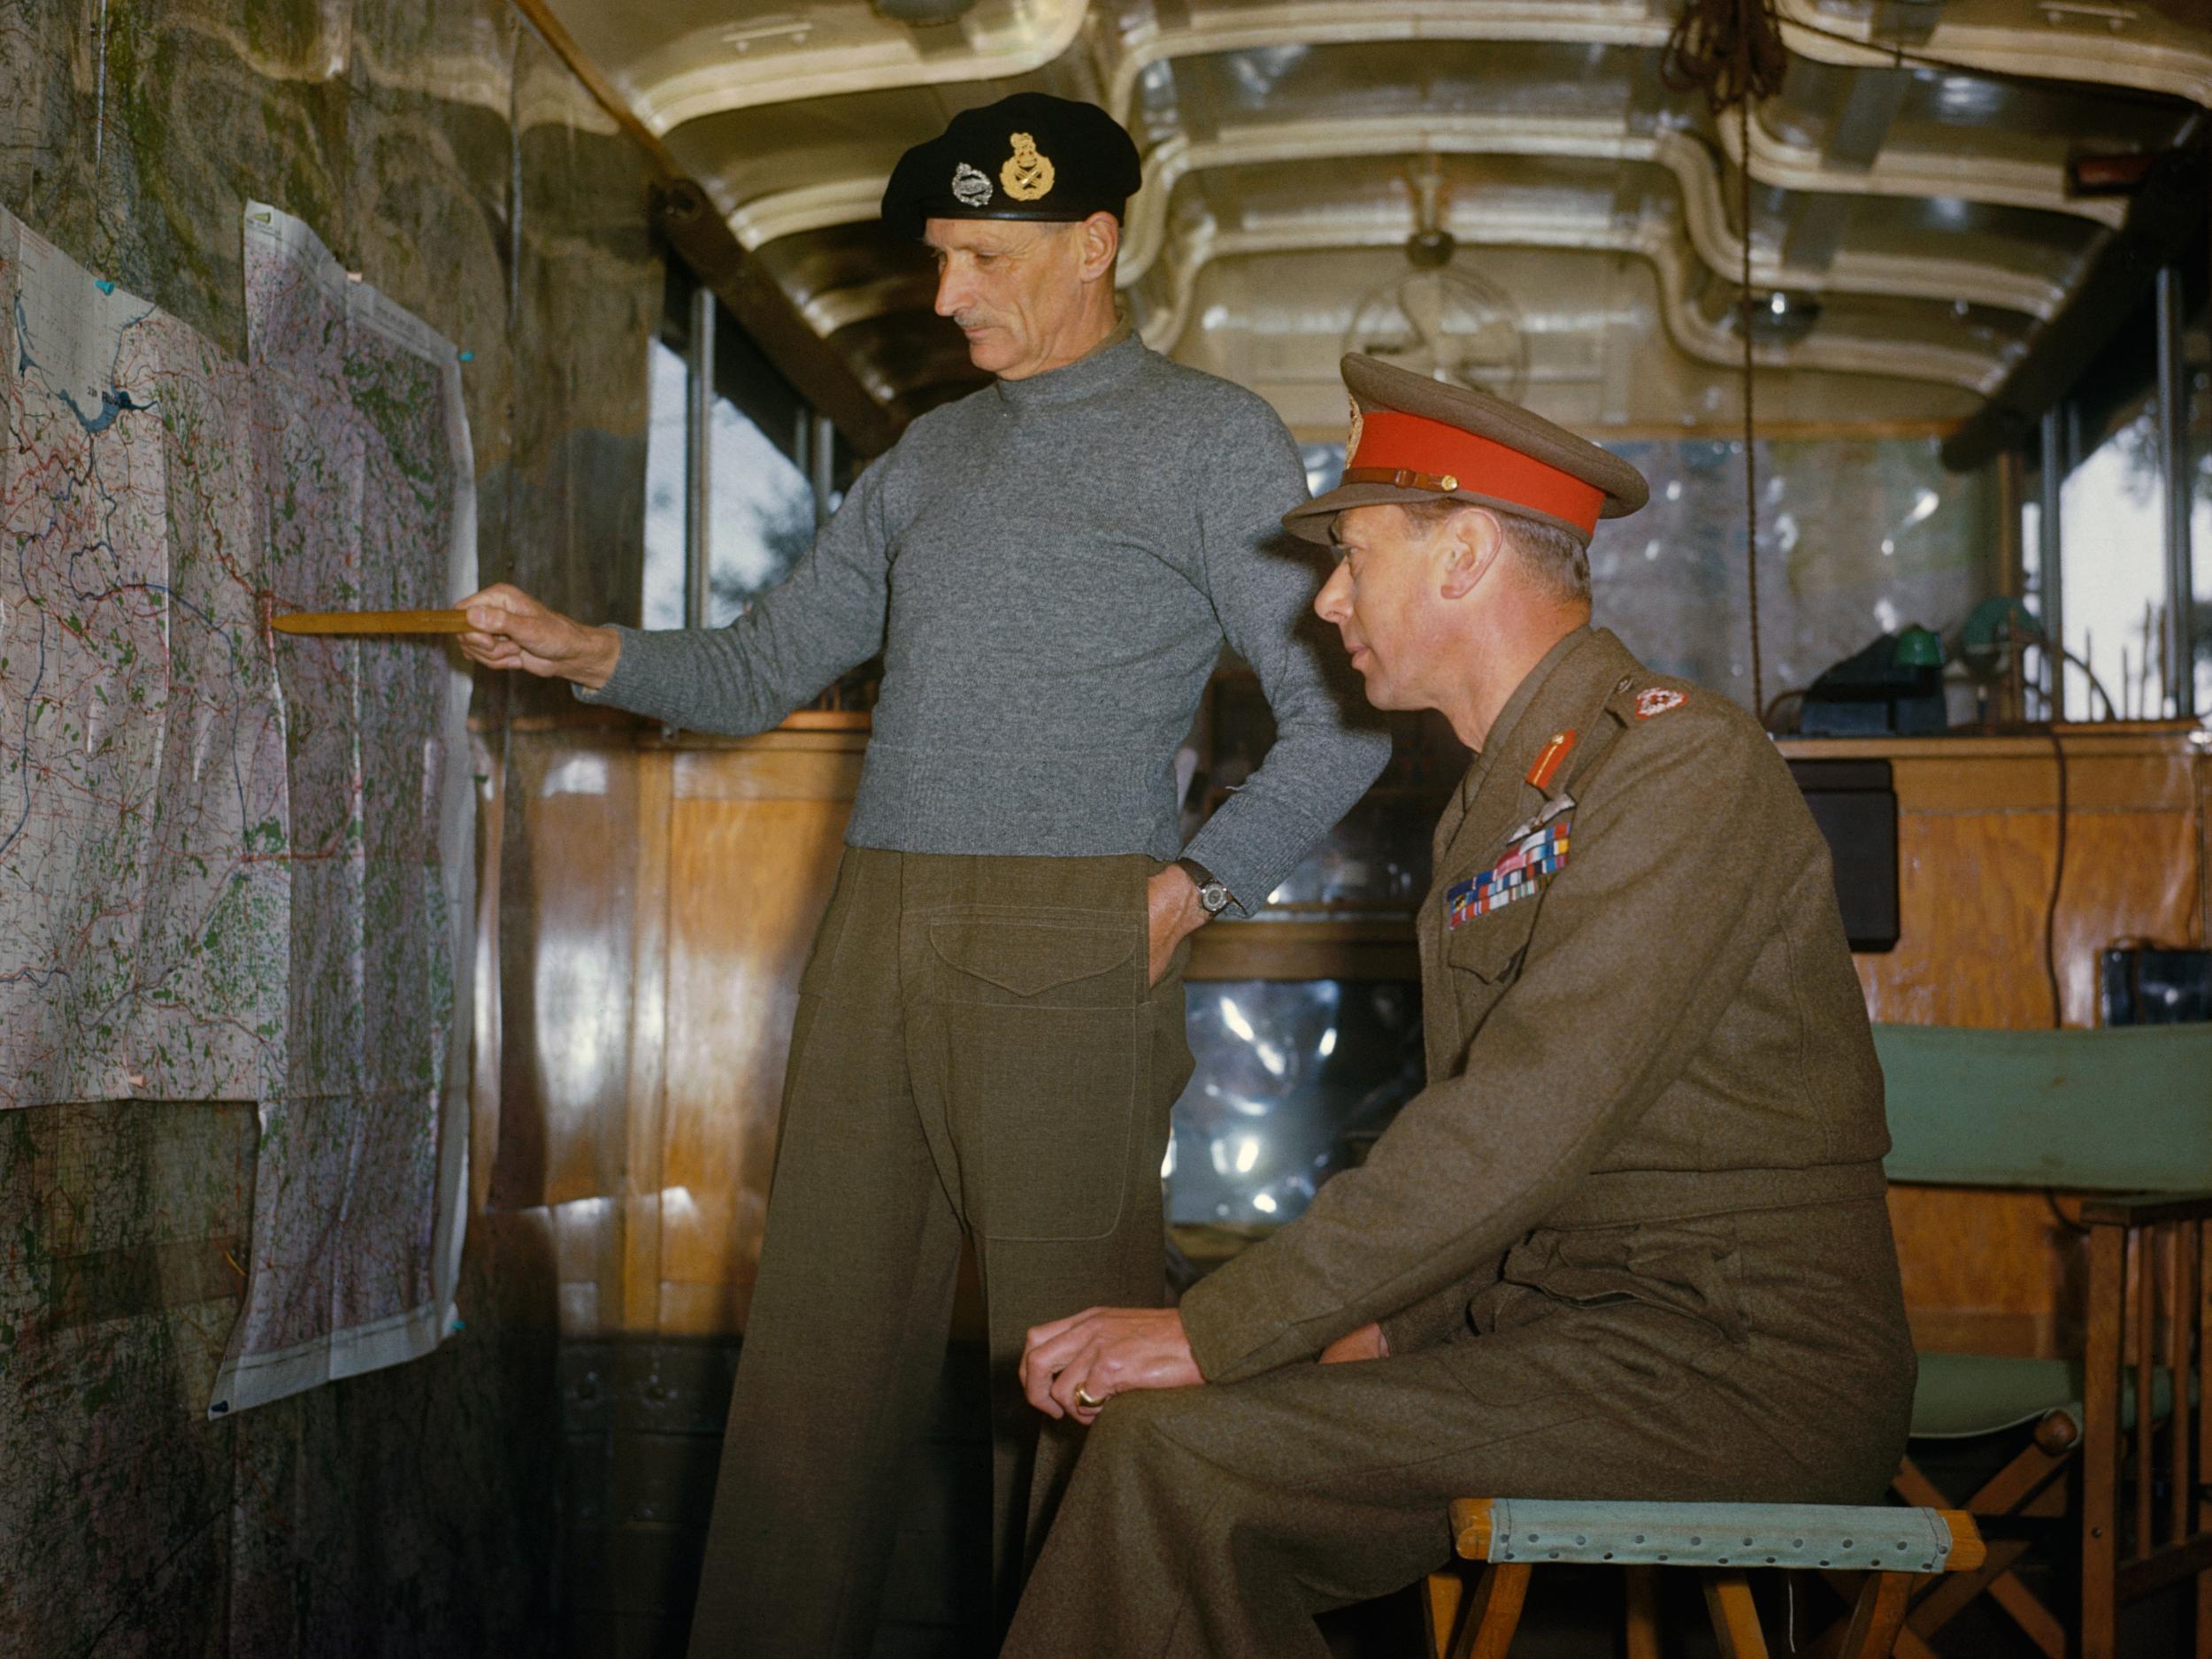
[582,331,1388,913]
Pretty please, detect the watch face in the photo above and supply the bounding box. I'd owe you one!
[1201,882,1231,913]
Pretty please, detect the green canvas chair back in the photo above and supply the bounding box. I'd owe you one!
[1875,1022,2212,1192]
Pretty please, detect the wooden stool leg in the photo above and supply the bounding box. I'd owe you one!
[1425,1572,1464,1659]
[1448,1563,1532,1659]
[1701,1570,1772,1659]
[1839,1571,1912,1659]
[1624,1564,1662,1659]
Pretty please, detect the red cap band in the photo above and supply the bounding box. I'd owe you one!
[1348,410,1606,535]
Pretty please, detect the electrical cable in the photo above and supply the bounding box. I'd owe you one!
[2042,731,2070,1028]
[2035,733,2079,1233]
[1759,686,1808,730]
[2048,639,2119,724]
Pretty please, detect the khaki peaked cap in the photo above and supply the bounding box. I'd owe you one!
[1285,354,1649,547]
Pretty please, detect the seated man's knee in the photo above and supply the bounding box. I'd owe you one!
[1083,1386,1208,1475]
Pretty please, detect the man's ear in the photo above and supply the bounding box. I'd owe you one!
[1436,507,1504,601]
[1075,212,1120,282]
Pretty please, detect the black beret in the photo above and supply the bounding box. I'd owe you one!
[880,93,1142,242]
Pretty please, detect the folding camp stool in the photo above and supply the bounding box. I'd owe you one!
[1425,1496,1985,1658]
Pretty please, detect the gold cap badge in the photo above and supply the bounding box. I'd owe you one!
[1001,132,1056,202]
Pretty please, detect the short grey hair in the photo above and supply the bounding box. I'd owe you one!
[1397,500,1591,603]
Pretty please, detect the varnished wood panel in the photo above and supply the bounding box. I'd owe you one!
[1187,918,1419,982]
[1888,1186,2084,1359]
[1862,809,2202,1029]
[656,741,862,1334]
[504,726,861,1339]
[620,752,674,1334]
[495,733,643,1211]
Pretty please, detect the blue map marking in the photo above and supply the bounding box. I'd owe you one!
[13,290,157,434]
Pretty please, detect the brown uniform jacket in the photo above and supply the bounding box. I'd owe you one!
[1179,626,1906,1388]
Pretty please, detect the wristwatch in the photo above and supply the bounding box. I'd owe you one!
[1176,858,1233,917]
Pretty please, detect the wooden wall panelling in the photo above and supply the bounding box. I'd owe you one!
[657,733,866,1335]
[1888,1186,2084,1358]
[1844,735,2207,1029]
[1775,729,2210,1362]
[471,718,508,1220]
[620,748,675,1337]
[494,728,644,1213]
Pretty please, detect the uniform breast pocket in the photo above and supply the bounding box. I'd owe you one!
[1443,896,1542,987]
[923,914,1148,1242]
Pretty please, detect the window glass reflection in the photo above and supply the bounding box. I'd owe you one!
[2061,407,2169,718]
[707,396,815,627]
[641,338,687,630]
[1166,979,1424,1231]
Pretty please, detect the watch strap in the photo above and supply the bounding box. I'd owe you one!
[1176,857,1233,915]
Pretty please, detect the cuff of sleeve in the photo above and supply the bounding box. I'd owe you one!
[1177,1257,1317,1384]
[1177,828,1271,921]
[1176,1271,1249,1383]
[1378,1302,1448,1360]
[571,624,641,706]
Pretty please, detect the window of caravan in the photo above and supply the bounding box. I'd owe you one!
[640,296,825,632]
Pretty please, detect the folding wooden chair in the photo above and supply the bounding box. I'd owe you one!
[1878,1023,2212,1659]
[1424,1497,1985,1658]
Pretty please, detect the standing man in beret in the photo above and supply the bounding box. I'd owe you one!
[455,95,1386,1655]
[1006,356,1915,1658]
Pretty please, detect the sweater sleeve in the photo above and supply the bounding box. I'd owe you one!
[1180,404,1390,914]
[576,451,894,734]
[1179,710,1776,1382]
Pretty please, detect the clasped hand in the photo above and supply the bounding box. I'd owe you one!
[1018,1309,1389,1425]
[1019,1308,1203,1426]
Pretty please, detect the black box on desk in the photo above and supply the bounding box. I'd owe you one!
[2101,946,2212,1025]
[1786,757,1899,954]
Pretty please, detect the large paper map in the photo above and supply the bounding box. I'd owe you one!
[0,201,474,1414]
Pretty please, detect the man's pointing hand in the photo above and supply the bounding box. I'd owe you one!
[456,583,623,689]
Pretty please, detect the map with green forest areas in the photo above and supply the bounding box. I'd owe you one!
[0,201,476,1417]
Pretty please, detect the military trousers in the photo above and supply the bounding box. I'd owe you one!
[685,847,1194,1659]
[1002,1199,1914,1659]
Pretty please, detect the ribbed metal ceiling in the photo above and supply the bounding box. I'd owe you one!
[542,0,2212,441]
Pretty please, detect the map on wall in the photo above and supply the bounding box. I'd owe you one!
[0,201,476,1415]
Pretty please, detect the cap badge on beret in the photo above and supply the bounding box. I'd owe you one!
[951,163,993,208]
[1001,133,1056,203]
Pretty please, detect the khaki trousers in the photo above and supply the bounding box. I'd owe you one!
[685,848,1194,1659]
[1002,1200,1914,1659]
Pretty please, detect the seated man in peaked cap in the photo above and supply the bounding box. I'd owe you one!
[1004,355,1915,1659]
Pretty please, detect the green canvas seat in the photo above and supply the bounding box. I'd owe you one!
[1910,1351,2178,1440]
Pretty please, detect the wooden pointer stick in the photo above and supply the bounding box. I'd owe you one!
[270,608,472,636]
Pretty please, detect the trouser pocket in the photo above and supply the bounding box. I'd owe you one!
[922,910,1148,1242]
